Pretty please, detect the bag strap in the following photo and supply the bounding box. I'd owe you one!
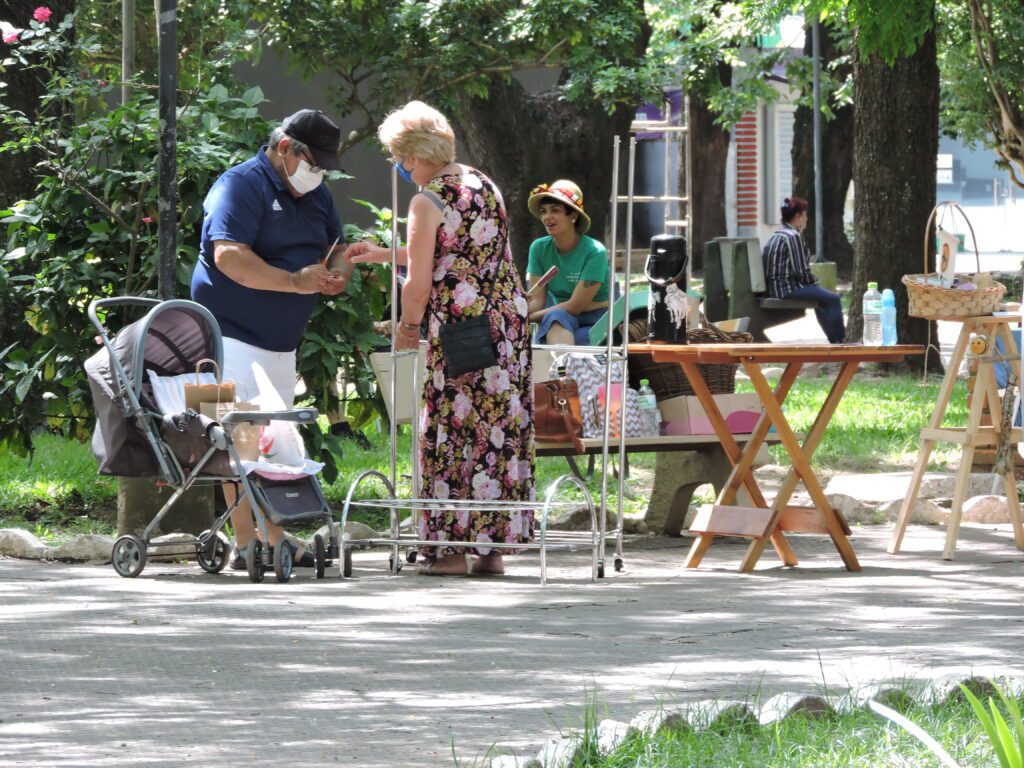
[553,390,585,454]
[195,358,220,384]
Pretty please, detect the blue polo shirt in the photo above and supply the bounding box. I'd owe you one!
[190,147,342,352]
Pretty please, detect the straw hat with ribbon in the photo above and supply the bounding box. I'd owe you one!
[528,179,591,234]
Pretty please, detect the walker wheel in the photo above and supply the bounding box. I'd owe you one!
[614,557,624,573]
[273,543,293,583]
[246,540,264,584]
[196,530,229,574]
[112,535,147,578]
[314,534,326,579]
[389,554,403,574]
[597,562,605,579]
[405,549,417,564]
[343,547,353,578]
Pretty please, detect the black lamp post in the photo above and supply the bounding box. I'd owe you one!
[157,0,177,300]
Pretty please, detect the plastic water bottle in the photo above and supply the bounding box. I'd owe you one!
[637,379,660,437]
[881,288,897,346]
[862,282,883,345]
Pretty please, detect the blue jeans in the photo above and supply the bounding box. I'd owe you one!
[786,284,846,344]
[534,295,607,346]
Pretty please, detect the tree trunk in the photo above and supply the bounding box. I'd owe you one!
[793,23,854,278]
[455,79,635,277]
[852,14,940,371]
[684,63,731,273]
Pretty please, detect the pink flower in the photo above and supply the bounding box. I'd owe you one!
[2,31,18,44]
[142,216,153,224]
[33,6,52,22]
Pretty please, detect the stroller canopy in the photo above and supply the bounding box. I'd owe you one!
[85,299,223,476]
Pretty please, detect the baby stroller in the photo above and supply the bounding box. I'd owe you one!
[84,297,340,583]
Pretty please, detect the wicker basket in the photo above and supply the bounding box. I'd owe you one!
[629,315,753,400]
[902,202,1005,319]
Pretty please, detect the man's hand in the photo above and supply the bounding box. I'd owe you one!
[321,271,349,296]
[292,264,330,294]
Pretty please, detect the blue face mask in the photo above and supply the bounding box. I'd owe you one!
[393,159,415,185]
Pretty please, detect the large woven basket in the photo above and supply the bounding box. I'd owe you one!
[902,201,1005,319]
[629,314,753,400]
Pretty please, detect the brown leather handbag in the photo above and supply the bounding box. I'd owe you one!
[533,378,585,454]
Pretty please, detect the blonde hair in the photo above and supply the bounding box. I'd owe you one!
[377,100,456,166]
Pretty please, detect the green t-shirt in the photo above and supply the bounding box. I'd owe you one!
[526,235,610,304]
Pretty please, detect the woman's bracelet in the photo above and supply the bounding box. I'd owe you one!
[398,319,420,332]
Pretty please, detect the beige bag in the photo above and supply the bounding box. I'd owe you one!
[184,359,235,412]
[199,400,260,461]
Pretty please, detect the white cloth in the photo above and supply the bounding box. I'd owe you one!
[221,336,297,407]
[146,370,219,415]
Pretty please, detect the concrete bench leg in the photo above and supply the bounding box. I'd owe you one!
[646,447,751,536]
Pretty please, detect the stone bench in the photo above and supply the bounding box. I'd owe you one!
[536,435,773,535]
[703,237,817,342]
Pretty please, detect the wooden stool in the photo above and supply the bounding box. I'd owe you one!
[889,314,1024,559]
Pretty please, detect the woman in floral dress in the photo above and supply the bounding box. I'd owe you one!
[344,101,535,576]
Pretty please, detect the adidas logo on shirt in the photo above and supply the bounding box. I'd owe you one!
[272,199,283,211]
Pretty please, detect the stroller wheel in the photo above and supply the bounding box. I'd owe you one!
[112,535,147,578]
[273,542,293,583]
[405,549,418,564]
[343,547,353,578]
[196,530,229,574]
[314,534,326,579]
[246,540,264,584]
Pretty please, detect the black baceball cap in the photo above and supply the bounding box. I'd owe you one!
[281,109,344,171]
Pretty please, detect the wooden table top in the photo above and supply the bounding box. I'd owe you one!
[631,342,925,365]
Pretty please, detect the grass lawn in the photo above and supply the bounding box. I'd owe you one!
[558,691,1015,767]
[0,371,969,542]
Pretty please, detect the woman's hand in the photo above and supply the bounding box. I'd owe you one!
[343,241,389,264]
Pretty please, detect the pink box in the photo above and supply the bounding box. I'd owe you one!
[658,393,763,436]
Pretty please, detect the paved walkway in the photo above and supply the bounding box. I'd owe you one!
[2,524,1022,766]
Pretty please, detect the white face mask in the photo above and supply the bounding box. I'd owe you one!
[287,157,324,195]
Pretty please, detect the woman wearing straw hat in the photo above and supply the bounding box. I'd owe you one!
[526,180,611,346]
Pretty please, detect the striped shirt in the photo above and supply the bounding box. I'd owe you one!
[762,223,818,298]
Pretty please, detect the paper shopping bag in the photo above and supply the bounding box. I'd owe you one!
[184,358,235,411]
[199,400,259,461]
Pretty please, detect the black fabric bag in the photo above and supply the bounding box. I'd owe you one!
[433,268,499,377]
[437,313,497,377]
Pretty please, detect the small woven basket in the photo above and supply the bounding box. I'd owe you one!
[902,201,1005,319]
[629,314,753,400]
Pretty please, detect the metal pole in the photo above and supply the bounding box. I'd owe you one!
[600,137,620,568]
[389,164,399,494]
[683,91,692,286]
[156,0,176,300]
[614,138,636,563]
[121,0,135,106]
[812,18,824,263]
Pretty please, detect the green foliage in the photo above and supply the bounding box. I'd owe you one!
[938,0,1024,185]
[960,681,1024,768]
[0,12,388,484]
[253,0,656,152]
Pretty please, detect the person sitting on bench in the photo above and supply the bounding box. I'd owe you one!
[762,196,845,344]
[526,179,611,346]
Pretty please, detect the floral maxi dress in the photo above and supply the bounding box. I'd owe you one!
[417,169,535,558]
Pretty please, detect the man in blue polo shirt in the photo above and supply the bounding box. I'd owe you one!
[191,108,351,569]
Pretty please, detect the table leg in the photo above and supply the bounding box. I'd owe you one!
[981,354,1024,550]
[680,359,797,568]
[944,356,992,560]
[685,533,716,569]
[742,361,861,572]
[890,321,971,554]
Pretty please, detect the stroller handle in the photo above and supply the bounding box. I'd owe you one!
[88,297,162,335]
[220,408,319,426]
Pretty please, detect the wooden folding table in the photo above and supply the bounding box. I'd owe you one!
[634,343,924,572]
